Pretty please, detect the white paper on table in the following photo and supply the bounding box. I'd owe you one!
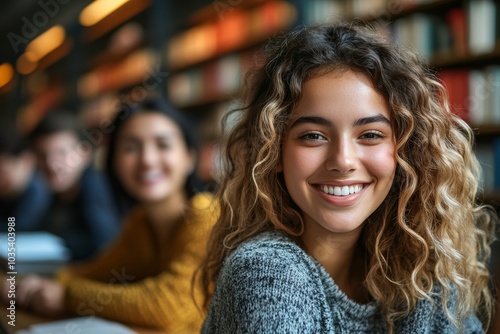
[15,316,137,334]
[0,232,70,262]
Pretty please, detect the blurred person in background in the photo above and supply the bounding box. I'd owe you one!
[28,111,121,261]
[7,98,218,332]
[0,123,50,231]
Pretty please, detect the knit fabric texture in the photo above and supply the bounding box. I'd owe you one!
[57,192,218,332]
[202,231,485,334]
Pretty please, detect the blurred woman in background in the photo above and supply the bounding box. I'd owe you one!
[9,98,218,332]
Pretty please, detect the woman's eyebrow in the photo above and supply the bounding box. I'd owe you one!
[290,116,332,128]
[120,132,177,141]
[353,115,391,127]
[290,114,390,128]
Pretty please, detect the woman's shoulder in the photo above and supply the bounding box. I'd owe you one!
[230,230,303,256]
[216,230,326,306]
[188,192,219,219]
[398,284,485,333]
[204,231,328,333]
[190,191,215,208]
[177,192,219,238]
[222,230,317,282]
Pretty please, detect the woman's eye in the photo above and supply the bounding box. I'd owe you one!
[123,145,139,152]
[158,141,171,149]
[299,132,326,141]
[359,131,384,140]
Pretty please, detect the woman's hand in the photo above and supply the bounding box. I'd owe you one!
[16,275,66,317]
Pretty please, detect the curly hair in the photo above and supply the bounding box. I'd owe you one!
[201,21,496,332]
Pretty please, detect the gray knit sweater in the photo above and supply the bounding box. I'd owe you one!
[202,231,484,333]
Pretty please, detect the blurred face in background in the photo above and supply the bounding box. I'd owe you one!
[0,152,35,198]
[32,131,90,194]
[114,111,195,203]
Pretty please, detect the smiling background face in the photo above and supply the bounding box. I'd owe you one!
[33,131,91,194]
[114,111,195,204]
[281,70,397,245]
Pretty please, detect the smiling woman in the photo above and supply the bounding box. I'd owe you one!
[200,22,497,334]
[113,112,195,205]
[281,71,397,298]
[282,71,396,243]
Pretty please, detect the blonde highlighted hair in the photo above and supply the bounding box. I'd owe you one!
[201,21,496,332]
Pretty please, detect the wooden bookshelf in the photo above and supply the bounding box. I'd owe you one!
[432,44,500,69]
[474,126,500,137]
[165,1,298,109]
[166,1,297,72]
[357,0,462,23]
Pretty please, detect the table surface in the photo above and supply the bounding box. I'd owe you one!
[0,308,165,334]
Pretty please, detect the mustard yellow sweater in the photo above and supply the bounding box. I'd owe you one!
[57,193,218,333]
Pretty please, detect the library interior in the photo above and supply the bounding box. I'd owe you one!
[0,0,499,333]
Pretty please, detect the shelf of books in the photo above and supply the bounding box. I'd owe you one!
[165,0,297,108]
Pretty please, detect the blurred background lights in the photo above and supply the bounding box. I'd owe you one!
[79,0,130,27]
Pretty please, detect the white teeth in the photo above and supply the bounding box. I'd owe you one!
[140,172,162,181]
[341,186,349,195]
[319,184,363,196]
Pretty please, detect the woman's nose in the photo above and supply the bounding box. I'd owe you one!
[325,136,358,173]
[140,145,158,166]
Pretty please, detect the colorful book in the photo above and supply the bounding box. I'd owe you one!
[446,7,467,56]
[467,0,497,54]
[439,69,470,123]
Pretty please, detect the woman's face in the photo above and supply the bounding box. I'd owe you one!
[114,112,194,203]
[281,70,397,245]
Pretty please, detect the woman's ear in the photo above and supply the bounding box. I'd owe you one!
[275,160,283,173]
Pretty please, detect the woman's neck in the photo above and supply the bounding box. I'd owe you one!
[301,227,369,303]
[143,191,189,231]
